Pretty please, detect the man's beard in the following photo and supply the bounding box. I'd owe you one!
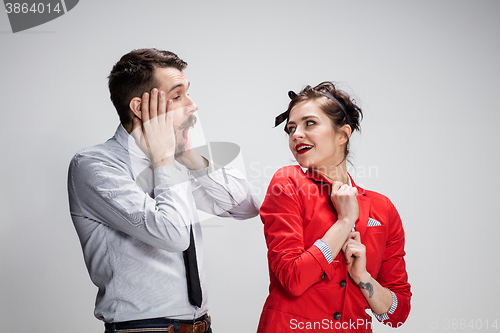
[174,114,197,158]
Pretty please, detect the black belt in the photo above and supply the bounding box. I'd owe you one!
[104,314,211,333]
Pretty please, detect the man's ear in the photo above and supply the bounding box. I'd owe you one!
[129,97,142,119]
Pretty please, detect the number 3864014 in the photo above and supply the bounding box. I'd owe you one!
[5,3,62,14]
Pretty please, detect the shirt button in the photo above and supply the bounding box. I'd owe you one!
[333,312,341,320]
[321,273,326,280]
[339,279,346,288]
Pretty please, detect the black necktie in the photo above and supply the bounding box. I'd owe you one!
[183,225,202,307]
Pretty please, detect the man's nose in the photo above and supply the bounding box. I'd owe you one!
[186,96,198,114]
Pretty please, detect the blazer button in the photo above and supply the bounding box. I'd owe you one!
[339,279,346,288]
[333,312,341,320]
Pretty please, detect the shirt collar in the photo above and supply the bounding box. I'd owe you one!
[303,167,364,194]
[114,124,150,160]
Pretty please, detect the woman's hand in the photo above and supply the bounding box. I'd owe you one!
[342,231,393,315]
[330,181,359,228]
[342,231,369,284]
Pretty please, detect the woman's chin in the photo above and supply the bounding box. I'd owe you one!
[297,159,316,169]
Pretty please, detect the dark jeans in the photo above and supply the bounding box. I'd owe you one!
[104,315,212,333]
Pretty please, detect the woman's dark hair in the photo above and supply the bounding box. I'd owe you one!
[108,48,187,126]
[285,81,363,158]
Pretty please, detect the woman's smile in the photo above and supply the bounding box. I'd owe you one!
[295,143,314,154]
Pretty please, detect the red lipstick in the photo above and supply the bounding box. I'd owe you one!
[295,143,314,155]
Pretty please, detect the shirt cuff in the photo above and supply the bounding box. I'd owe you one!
[372,289,398,322]
[313,239,333,264]
[189,164,211,178]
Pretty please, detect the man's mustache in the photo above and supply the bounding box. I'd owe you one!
[179,114,197,131]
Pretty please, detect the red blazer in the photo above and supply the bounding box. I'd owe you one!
[257,166,411,332]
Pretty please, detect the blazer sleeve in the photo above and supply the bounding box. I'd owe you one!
[261,173,336,297]
[375,196,412,326]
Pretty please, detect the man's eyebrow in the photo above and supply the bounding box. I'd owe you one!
[287,115,320,125]
[168,81,190,94]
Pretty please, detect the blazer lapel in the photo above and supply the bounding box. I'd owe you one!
[356,193,370,239]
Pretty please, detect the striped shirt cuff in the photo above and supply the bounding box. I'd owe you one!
[313,239,333,264]
[373,289,398,322]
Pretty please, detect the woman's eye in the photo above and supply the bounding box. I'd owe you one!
[174,95,181,100]
[287,127,295,133]
[306,121,315,126]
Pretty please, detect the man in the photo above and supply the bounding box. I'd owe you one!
[68,48,259,333]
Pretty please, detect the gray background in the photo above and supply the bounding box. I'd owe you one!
[1,1,499,332]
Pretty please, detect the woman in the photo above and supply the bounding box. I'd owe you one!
[257,82,411,332]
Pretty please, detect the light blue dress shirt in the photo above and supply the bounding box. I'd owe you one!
[68,125,259,323]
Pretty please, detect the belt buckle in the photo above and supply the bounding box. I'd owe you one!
[192,319,202,333]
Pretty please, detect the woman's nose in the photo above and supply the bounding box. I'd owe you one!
[292,127,304,140]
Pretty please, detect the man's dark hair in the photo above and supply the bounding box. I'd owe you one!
[108,48,187,126]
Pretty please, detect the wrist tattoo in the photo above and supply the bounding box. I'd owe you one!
[359,282,374,298]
